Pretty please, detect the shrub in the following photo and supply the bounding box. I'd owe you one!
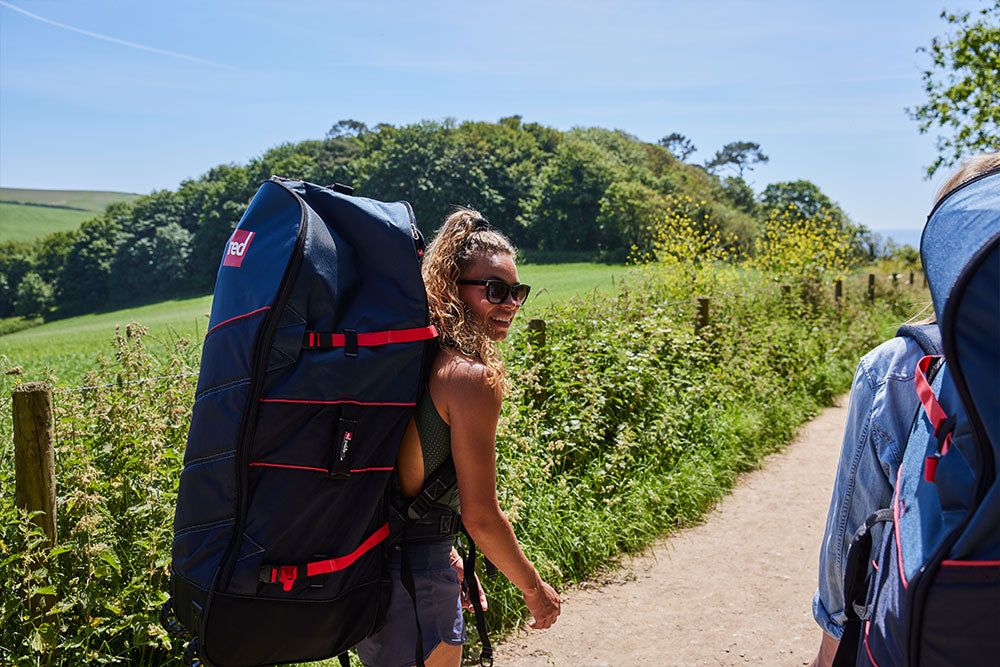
[1,325,197,665]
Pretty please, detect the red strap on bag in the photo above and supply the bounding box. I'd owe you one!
[924,455,940,483]
[915,355,947,434]
[277,565,297,592]
[306,523,390,576]
[304,326,437,349]
[264,524,391,592]
[915,355,953,483]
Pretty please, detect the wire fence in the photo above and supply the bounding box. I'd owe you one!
[59,371,200,394]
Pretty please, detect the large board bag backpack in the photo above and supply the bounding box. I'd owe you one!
[835,168,1000,666]
[162,177,438,666]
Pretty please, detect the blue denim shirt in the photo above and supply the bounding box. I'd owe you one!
[813,336,926,638]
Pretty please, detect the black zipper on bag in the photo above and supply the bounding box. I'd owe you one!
[214,180,308,594]
[402,200,426,259]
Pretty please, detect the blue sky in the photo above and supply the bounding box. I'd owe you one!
[0,0,982,237]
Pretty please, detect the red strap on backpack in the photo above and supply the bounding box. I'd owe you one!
[915,355,953,482]
[264,523,391,592]
[915,355,947,433]
[305,523,390,576]
[304,326,437,349]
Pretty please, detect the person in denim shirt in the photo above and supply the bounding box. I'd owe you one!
[807,152,1000,667]
[808,335,926,665]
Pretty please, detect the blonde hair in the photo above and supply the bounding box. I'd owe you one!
[935,153,1000,204]
[421,207,517,393]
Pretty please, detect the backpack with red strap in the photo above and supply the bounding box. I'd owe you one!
[161,177,438,666]
[835,167,1000,666]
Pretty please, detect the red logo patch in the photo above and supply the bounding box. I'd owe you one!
[222,229,254,268]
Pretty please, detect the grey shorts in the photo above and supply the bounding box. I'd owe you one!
[356,539,466,667]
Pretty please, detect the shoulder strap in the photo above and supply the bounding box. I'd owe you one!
[833,508,895,667]
[405,454,458,520]
[895,323,942,357]
[458,526,494,667]
[398,456,460,667]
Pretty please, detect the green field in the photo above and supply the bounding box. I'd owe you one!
[0,187,140,242]
[0,202,97,242]
[518,262,629,310]
[0,187,140,212]
[0,295,214,384]
[0,263,630,385]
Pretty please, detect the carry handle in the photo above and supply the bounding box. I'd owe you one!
[329,418,358,479]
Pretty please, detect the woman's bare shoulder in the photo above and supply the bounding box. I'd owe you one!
[432,349,500,407]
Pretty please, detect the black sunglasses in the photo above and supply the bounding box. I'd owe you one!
[457,279,531,305]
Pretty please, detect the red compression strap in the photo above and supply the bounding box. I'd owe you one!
[925,455,940,483]
[915,355,948,435]
[304,326,438,348]
[305,524,390,577]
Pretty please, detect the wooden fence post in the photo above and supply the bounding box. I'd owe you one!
[868,274,875,303]
[696,297,711,334]
[11,382,56,545]
[14,382,58,621]
[909,271,914,286]
[13,382,57,546]
[528,318,546,348]
[835,279,843,303]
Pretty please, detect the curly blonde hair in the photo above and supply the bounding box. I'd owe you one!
[422,207,517,393]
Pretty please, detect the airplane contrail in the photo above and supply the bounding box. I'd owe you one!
[0,0,234,69]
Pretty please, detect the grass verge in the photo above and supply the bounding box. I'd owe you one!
[0,264,629,385]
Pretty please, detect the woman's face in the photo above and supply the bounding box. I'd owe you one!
[458,252,521,341]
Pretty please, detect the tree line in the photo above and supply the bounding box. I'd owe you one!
[0,116,882,321]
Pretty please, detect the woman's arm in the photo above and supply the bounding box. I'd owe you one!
[436,355,560,629]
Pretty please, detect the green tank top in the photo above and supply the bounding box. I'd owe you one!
[414,387,461,513]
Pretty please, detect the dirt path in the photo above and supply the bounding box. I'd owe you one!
[494,397,848,666]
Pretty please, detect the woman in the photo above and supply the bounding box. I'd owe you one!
[357,209,561,667]
[808,152,1000,667]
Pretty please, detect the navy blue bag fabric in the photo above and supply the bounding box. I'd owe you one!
[170,178,434,666]
[851,168,1000,666]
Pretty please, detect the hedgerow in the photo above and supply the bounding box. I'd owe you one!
[0,259,918,665]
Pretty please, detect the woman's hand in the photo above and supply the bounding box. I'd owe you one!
[449,549,488,612]
[522,579,560,630]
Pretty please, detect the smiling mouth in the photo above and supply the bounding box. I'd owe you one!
[489,316,512,326]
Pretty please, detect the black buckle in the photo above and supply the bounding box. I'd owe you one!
[935,413,956,439]
[344,329,358,358]
[407,495,432,520]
